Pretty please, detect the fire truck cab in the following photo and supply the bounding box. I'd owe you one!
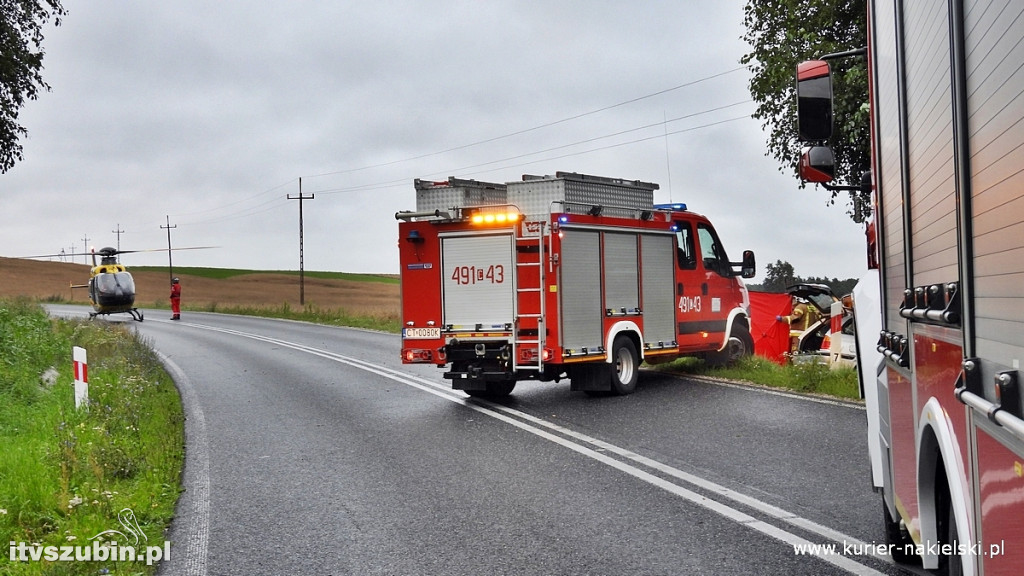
[396,172,755,398]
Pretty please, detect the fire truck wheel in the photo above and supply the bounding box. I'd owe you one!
[465,381,516,398]
[706,324,754,367]
[610,336,639,395]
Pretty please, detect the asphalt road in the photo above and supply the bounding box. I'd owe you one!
[47,305,921,576]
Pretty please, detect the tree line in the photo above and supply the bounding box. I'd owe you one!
[746,259,859,296]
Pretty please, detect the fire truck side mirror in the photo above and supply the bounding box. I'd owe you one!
[799,146,836,183]
[740,250,756,279]
[796,59,833,142]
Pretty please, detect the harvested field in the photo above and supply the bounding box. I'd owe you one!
[0,257,400,318]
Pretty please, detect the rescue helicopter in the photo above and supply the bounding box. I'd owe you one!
[21,245,209,322]
[73,246,146,321]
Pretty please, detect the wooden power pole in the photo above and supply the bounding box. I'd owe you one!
[288,178,315,306]
[161,216,176,284]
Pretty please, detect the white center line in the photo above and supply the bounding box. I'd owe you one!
[181,322,890,576]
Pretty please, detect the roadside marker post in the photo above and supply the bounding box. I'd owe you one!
[73,346,88,409]
[829,301,843,368]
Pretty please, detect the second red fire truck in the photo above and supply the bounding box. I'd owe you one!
[396,172,756,397]
[796,1,1024,574]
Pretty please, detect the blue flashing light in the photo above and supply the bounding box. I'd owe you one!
[654,203,687,211]
[558,215,569,223]
[670,224,679,232]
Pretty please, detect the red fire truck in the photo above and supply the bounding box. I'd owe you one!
[796,1,1024,574]
[396,172,756,397]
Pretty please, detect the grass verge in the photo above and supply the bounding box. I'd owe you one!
[0,298,184,575]
[168,301,401,333]
[131,266,398,283]
[651,355,861,400]
[35,300,854,400]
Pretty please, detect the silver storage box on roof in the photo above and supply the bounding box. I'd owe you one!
[414,177,507,213]
[506,172,658,218]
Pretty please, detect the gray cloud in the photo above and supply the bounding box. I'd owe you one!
[3,1,869,283]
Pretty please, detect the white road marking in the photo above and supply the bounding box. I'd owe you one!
[176,321,890,576]
[154,351,210,576]
[688,374,867,410]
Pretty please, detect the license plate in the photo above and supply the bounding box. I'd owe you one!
[403,327,440,339]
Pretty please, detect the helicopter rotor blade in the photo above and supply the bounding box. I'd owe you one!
[112,246,217,255]
[12,246,217,259]
[11,252,95,259]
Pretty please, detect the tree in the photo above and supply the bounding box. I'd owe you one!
[741,0,871,223]
[761,259,797,293]
[0,0,66,173]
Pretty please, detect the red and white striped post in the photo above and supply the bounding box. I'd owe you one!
[828,301,843,368]
[73,346,88,409]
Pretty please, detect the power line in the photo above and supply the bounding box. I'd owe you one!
[178,109,752,230]
[170,179,295,223]
[432,115,753,181]
[182,196,291,226]
[307,111,752,197]
[304,66,749,179]
[168,67,752,226]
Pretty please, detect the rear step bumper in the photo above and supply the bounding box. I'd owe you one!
[443,341,515,389]
[444,367,516,390]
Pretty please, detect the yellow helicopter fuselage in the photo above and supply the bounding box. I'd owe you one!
[85,263,138,315]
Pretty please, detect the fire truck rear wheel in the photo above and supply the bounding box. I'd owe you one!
[610,336,639,395]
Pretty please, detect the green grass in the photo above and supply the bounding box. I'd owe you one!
[183,301,402,333]
[651,354,862,400]
[0,299,184,575]
[135,299,400,333]
[131,266,399,283]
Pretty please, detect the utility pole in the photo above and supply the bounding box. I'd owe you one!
[112,224,125,256]
[81,235,90,264]
[287,178,315,306]
[161,216,176,284]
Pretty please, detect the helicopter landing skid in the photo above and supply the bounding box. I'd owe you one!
[129,309,144,322]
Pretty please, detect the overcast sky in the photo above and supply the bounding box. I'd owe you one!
[2,1,870,283]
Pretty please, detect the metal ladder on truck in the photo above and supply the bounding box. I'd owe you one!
[513,220,545,373]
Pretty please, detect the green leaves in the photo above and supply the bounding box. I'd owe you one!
[741,0,871,222]
[0,0,66,173]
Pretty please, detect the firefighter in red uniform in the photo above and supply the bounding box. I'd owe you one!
[170,278,181,320]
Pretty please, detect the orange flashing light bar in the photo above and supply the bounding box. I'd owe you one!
[470,212,520,225]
